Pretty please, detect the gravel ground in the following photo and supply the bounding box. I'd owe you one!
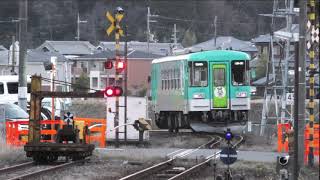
[198,160,319,180]
[0,131,318,180]
[33,153,164,180]
[0,141,29,168]
[148,131,213,149]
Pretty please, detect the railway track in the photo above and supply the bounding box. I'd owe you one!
[120,134,244,180]
[120,135,223,180]
[0,159,87,180]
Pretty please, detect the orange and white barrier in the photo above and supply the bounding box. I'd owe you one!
[5,118,106,148]
[277,123,291,153]
[304,124,319,164]
[74,117,106,148]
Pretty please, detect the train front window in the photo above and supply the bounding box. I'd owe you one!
[189,61,208,87]
[231,60,249,86]
[214,68,225,86]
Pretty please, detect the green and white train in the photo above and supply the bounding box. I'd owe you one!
[150,50,251,132]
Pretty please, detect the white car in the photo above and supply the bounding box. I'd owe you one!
[0,75,31,104]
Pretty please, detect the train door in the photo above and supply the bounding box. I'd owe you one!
[211,63,229,109]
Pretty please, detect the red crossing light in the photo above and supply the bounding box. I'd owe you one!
[114,86,123,96]
[104,60,113,69]
[116,61,125,72]
[104,86,123,97]
[105,86,114,97]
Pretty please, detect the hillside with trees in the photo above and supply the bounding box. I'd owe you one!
[0,0,280,48]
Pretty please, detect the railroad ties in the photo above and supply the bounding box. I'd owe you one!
[120,134,244,180]
[0,159,88,180]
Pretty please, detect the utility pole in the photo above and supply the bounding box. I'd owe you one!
[214,16,217,47]
[173,24,177,46]
[171,24,178,48]
[75,12,87,41]
[293,0,307,179]
[124,25,128,143]
[18,0,28,111]
[50,57,57,120]
[11,36,16,74]
[147,7,157,57]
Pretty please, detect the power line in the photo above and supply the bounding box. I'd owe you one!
[154,15,262,25]
[40,77,99,92]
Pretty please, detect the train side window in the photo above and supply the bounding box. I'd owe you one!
[169,69,172,90]
[175,68,179,89]
[161,79,164,90]
[188,61,208,87]
[0,83,4,94]
[172,69,175,89]
[164,79,167,90]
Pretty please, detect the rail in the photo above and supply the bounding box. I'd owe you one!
[0,162,33,174]
[170,135,244,180]
[0,160,87,180]
[120,135,222,180]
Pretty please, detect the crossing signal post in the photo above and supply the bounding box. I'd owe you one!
[222,128,235,180]
[106,7,125,147]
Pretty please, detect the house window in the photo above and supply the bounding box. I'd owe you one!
[108,78,115,86]
[42,47,49,52]
[92,77,98,88]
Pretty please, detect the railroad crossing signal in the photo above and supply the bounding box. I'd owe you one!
[104,58,126,72]
[104,59,113,69]
[106,11,124,36]
[220,147,238,165]
[225,128,233,141]
[64,112,74,125]
[104,86,123,97]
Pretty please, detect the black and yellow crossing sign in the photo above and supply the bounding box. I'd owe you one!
[106,11,124,36]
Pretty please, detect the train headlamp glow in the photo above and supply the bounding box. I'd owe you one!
[236,91,247,98]
[194,62,204,66]
[193,93,205,99]
[234,61,244,65]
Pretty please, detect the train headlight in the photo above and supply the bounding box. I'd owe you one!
[193,93,205,99]
[236,92,247,98]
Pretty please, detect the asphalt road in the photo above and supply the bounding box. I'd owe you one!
[96,148,280,163]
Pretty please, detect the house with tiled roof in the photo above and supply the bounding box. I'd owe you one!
[37,41,95,57]
[180,36,257,58]
[97,41,183,57]
[25,49,69,91]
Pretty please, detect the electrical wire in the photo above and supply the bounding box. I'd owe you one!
[153,15,259,25]
[40,77,102,92]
